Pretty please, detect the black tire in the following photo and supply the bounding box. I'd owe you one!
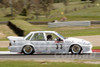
[70,44,82,55]
[22,45,34,55]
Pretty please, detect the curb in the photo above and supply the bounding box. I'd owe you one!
[0,51,18,54]
[92,49,100,52]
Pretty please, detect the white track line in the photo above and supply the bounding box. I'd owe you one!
[0,51,100,54]
[0,51,18,54]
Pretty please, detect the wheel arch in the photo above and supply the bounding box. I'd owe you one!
[21,43,35,53]
[68,44,82,52]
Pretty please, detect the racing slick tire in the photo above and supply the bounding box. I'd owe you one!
[22,45,34,55]
[70,44,82,55]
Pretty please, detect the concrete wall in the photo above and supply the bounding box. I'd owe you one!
[48,21,91,27]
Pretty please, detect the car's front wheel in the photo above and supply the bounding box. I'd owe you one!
[70,44,82,54]
[22,45,34,55]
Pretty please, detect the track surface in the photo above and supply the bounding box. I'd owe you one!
[0,53,100,60]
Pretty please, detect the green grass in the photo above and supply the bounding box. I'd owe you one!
[61,28,100,37]
[1,24,100,40]
[0,25,16,40]
[0,60,99,67]
[28,3,100,22]
[66,6,100,21]
[30,17,61,22]
[10,20,43,35]
[0,48,8,51]
[0,1,100,39]
[93,46,100,50]
[0,0,98,22]
[32,25,100,37]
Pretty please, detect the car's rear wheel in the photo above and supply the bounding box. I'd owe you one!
[22,45,34,55]
[70,44,82,54]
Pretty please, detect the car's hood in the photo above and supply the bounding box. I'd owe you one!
[66,37,84,42]
[65,37,91,45]
[8,36,24,41]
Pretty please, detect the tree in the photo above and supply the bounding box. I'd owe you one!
[90,0,96,3]
[30,0,53,19]
[40,0,53,17]
[20,8,27,16]
[63,0,69,6]
[1,0,24,15]
[81,0,87,1]
[9,0,13,16]
[54,0,64,3]
[0,0,3,3]
[13,0,24,12]
[64,0,69,14]
[0,0,54,18]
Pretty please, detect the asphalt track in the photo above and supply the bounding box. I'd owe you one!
[0,52,100,60]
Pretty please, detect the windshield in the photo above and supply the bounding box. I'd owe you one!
[57,33,65,39]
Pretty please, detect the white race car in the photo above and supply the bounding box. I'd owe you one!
[8,31,92,55]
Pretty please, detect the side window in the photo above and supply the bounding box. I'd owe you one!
[26,34,32,40]
[46,33,59,41]
[31,33,45,41]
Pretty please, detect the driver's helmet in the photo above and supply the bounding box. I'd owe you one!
[47,35,53,40]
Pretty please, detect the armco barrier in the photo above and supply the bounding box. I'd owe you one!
[91,21,100,24]
[0,21,100,25]
[48,21,91,27]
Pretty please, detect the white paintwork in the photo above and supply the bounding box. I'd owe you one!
[8,31,92,54]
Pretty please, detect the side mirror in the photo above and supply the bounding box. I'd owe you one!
[57,38,63,41]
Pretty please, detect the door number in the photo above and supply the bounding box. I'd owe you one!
[56,44,63,49]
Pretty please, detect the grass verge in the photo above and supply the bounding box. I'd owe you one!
[0,48,8,51]
[32,25,100,37]
[0,60,99,67]
[9,20,42,36]
[0,24,100,40]
[93,46,100,50]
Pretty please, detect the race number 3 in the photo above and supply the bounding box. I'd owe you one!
[56,44,63,49]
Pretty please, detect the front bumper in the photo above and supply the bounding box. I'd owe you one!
[82,45,93,53]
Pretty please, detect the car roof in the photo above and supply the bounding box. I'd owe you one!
[30,31,56,33]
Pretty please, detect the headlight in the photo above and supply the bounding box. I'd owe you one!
[79,40,91,45]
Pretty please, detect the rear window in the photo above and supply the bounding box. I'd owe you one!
[26,34,32,40]
[31,33,45,41]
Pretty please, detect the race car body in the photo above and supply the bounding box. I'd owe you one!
[8,31,92,55]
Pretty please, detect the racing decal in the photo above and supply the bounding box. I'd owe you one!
[56,44,58,49]
[56,44,63,49]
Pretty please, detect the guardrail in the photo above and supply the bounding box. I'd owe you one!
[48,21,91,27]
[0,21,100,25]
[91,21,100,24]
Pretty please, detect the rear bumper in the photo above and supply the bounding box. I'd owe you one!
[8,46,22,52]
